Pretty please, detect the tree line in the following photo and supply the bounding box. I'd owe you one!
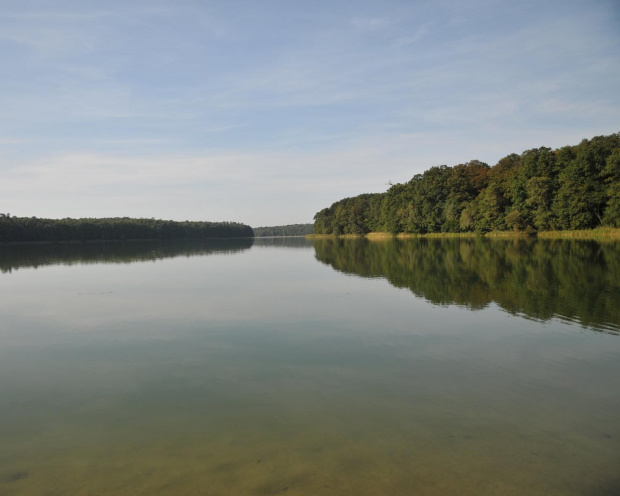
[313,237,620,334]
[0,215,254,243]
[313,133,620,235]
[253,223,314,237]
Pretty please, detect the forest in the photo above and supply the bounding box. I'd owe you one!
[313,133,620,235]
[0,215,254,243]
[253,223,314,236]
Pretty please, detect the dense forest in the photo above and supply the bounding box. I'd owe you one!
[313,133,620,235]
[253,223,314,236]
[313,237,620,334]
[0,215,254,243]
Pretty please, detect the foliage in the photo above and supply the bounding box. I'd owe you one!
[313,133,620,235]
[253,223,314,236]
[0,215,254,243]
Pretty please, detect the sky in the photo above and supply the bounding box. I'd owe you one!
[1,0,619,227]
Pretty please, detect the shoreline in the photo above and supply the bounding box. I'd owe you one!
[0,236,256,246]
[307,227,620,240]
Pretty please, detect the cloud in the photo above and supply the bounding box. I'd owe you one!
[392,26,430,47]
[0,139,32,145]
[536,98,620,118]
[351,17,390,31]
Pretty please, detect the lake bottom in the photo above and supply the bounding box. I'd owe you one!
[1,320,618,496]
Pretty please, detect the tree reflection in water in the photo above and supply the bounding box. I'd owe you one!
[313,237,620,334]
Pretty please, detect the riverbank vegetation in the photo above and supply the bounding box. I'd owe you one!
[537,227,620,239]
[313,133,620,236]
[0,215,254,243]
[308,227,620,240]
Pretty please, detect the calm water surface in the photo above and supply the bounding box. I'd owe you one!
[0,238,619,496]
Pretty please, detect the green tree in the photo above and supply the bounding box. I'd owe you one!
[603,149,620,226]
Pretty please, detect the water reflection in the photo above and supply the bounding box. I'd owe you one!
[0,238,255,273]
[0,237,317,274]
[252,237,314,249]
[313,237,620,334]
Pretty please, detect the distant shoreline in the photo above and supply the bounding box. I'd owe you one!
[0,215,254,244]
[0,237,256,246]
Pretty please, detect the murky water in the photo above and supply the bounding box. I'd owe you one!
[0,238,618,495]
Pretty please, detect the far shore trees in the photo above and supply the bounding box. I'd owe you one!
[0,215,254,243]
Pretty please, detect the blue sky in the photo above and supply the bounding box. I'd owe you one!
[1,0,618,227]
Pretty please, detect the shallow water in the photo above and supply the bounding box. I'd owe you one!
[0,238,619,495]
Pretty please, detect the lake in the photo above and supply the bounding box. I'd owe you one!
[0,237,619,496]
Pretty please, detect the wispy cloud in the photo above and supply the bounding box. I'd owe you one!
[0,11,115,21]
[0,139,32,145]
[351,17,390,31]
[392,26,430,47]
